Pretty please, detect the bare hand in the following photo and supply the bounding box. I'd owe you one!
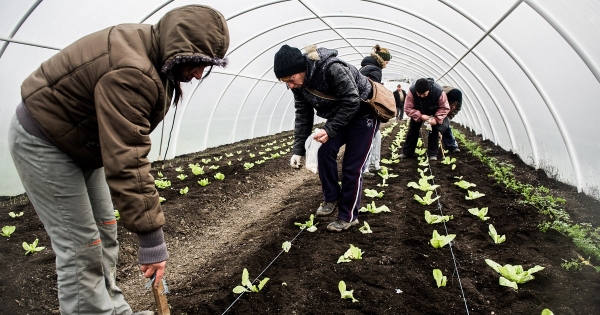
[421,114,430,122]
[313,129,329,143]
[428,118,438,125]
[140,261,167,289]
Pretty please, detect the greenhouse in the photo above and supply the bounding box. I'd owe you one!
[0,1,599,314]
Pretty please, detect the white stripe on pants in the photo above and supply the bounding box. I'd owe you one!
[8,113,132,315]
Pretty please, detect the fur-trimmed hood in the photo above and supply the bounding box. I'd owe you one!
[157,5,230,74]
[369,52,386,68]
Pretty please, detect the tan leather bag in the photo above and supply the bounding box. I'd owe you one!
[364,78,396,122]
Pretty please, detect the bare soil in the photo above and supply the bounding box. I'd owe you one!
[1,120,599,315]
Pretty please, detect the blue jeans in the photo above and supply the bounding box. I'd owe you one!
[9,113,132,315]
[441,125,458,150]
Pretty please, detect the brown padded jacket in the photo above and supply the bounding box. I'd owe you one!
[20,5,229,235]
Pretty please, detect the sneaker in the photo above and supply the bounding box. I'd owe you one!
[327,218,360,232]
[362,171,375,178]
[316,200,339,216]
[368,165,380,173]
[429,156,437,161]
[451,148,461,153]
[132,312,154,315]
[399,153,413,159]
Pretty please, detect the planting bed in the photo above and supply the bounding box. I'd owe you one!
[1,121,599,315]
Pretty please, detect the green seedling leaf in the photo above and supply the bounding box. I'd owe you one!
[209,165,219,170]
[179,187,189,195]
[407,178,440,191]
[364,189,384,198]
[227,161,232,166]
[198,178,210,187]
[214,173,225,180]
[433,269,447,287]
[418,168,434,180]
[1,226,16,237]
[213,156,222,161]
[23,238,45,255]
[202,158,211,164]
[418,159,429,167]
[9,211,24,218]
[485,259,545,290]
[541,309,554,315]
[430,230,456,249]
[282,241,291,253]
[337,244,364,263]
[175,167,184,172]
[154,179,171,189]
[294,214,318,232]
[338,281,359,302]
[159,197,166,203]
[380,158,399,164]
[232,268,269,294]
[225,153,234,157]
[424,211,453,224]
[157,171,164,178]
[441,156,456,165]
[359,221,372,234]
[359,201,390,214]
[249,153,256,158]
[255,159,265,164]
[468,207,490,221]
[177,174,187,180]
[488,224,506,244]
[243,162,254,170]
[415,148,427,156]
[414,191,440,205]
[454,180,476,189]
[465,190,485,200]
[114,209,120,220]
[452,164,456,170]
[189,163,205,175]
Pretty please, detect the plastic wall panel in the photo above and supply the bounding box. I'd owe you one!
[0,1,37,38]
[234,80,276,139]
[443,0,515,30]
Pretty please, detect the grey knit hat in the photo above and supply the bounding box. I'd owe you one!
[274,44,306,78]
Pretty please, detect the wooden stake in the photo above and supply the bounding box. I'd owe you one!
[151,280,170,315]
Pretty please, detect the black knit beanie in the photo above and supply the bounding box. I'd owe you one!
[446,89,462,103]
[274,45,306,78]
[415,78,431,94]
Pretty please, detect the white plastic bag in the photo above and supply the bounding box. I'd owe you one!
[305,128,322,174]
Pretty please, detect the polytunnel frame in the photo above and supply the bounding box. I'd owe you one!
[0,0,588,192]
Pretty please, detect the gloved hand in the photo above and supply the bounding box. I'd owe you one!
[290,155,304,169]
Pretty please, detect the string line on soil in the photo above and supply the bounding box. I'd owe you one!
[221,227,306,315]
[424,129,471,315]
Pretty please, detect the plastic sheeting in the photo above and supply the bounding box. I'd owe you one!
[0,0,599,200]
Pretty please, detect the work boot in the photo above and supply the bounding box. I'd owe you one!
[316,200,339,216]
[132,311,154,315]
[451,148,461,153]
[327,218,360,232]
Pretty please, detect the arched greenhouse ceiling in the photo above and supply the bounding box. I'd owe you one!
[1,0,599,200]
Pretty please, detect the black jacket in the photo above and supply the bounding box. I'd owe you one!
[359,56,382,83]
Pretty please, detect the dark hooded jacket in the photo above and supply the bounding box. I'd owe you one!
[359,55,383,83]
[19,5,229,240]
[291,46,373,155]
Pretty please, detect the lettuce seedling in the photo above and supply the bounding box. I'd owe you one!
[418,168,434,180]
[209,165,219,170]
[430,230,456,249]
[213,156,222,161]
[179,187,189,195]
[541,309,554,315]
[232,268,269,294]
[337,244,364,263]
[23,238,45,255]
[338,281,359,302]
[237,157,243,161]
[159,197,166,203]
[454,179,476,189]
[243,162,254,170]
[189,163,204,175]
[9,211,24,218]
[201,158,211,164]
[157,171,164,178]
[227,161,232,166]
[468,207,489,221]
[175,167,184,172]
[249,153,256,158]
[381,158,399,164]
[407,178,439,191]
[441,156,456,165]
[359,201,390,214]
[415,148,427,156]
[282,241,291,253]
[414,191,440,205]
[424,210,453,224]
[198,178,210,187]
[364,189,384,198]
[177,174,187,180]
[154,179,171,189]
[488,224,506,244]
[418,159,429,167]
[270,153,280,159]
[485,259,544,290]
[465,190,485,200]
[433,269,447,287]
[225,153,233,157]
[114,209,120,220]
[294,214,317,232]
[376,166,398,187]
[359,221,372,234]
[1,226,16,237]
[214,173,225,180]
[255,160,265,165]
